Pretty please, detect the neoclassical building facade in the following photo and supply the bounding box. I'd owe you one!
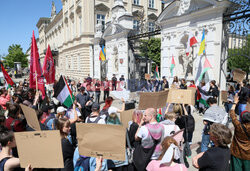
[36,0,163,80]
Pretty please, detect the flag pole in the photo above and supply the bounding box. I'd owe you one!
[35,71,38,93]
[62,75,74,105]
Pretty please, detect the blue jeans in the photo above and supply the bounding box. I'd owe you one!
[201,133,210,152]
[238,103,247,115]
[224,102,233,113]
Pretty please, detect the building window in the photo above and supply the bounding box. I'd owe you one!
[148,22,155,32]
[97,14,105,32]
[133,20,140,31]
[149,0,154,8]
[133,0,139,5]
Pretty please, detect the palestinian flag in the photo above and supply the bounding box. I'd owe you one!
[170,55,175,77]
[54,75,75,108]
[0,63,14,89]
[155,65,159,80]
[198,57,212,81]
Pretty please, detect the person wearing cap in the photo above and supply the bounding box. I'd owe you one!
[85,103,105,124]
[76,87,91,121]
[56,105,78,124]
[230,95,250,171]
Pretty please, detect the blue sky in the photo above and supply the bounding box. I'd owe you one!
[0,0,62,55]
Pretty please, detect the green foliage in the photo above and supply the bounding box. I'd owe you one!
[139,38,161,73]
[227,35,250,74]
[3,44,28,68]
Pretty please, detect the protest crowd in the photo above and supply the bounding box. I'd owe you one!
[0,67,249,171]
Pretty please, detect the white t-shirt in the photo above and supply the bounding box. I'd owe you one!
[137,122,163,159]
[163,124,180,138]
[66,108,81,119]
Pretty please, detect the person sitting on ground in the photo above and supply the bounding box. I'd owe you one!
[192,123,232,170]
[180,79,187,89]
[85,103,105,124]
[56,118,75,171]
[229,95,250,171]
[146,137,187,171]
[0,127,21,170]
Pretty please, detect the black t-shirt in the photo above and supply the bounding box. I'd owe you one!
[61,138,74,171]
[239,86,249,104]
[198,146,230,171]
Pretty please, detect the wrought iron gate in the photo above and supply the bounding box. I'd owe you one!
[220,0,250,81]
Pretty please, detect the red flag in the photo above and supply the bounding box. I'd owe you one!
[30,31,45,97]
[0,63,14,86]
[186,32,198,56]
[43,45,55,84]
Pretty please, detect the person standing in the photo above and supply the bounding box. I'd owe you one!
[112,74,117,91]
[161,76,169,90]
[76,87,90,121]
[95,79,101,104]
[103,77,110,101]
[229,95,250,171]
[238,80,249,115]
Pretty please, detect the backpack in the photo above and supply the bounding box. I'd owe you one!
[74,156,90,171]
[44,116,56,130]
[86,116,102,124]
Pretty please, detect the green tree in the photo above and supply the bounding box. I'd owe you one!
[139,38,161,73]
[3,44,28,68]
[227,35,250,77]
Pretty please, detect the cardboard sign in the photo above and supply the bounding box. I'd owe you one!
[14,131,64,168]
[120,109,134,128]
[167,89,195,106]
[76,123,126,161]
[138,90,169,110]
[233,69,246,83]
[20,104,41,131]
[145,74,151,80]
[221,90,228,102]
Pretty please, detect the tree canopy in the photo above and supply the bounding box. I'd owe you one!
[139,38,161,73]
[3,44,28,68]
[227,35,250,75]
